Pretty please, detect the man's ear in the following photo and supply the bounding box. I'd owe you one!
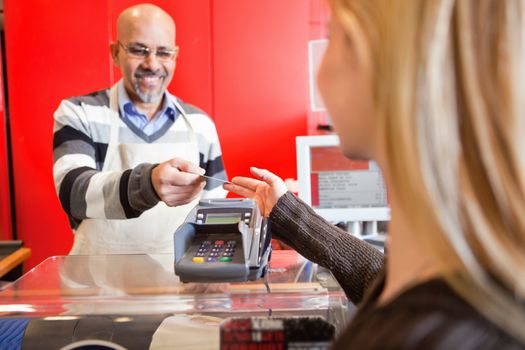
[109,42,120,67]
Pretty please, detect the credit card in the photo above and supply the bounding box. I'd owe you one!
[200,174,233,185]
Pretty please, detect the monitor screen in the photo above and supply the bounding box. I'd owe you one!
[296,135,390,223]
[310,146,387,209]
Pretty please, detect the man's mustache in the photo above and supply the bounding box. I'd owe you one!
[134,69,166,78]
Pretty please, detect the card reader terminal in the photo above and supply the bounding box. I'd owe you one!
[174,198,272,282]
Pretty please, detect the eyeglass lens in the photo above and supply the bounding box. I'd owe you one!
[122,42,177,60]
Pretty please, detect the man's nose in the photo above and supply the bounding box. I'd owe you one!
[141,52,162,69]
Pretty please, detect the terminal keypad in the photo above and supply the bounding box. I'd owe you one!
[192,239,237,263]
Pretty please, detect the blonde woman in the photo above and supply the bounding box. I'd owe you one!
[224,0,525,348]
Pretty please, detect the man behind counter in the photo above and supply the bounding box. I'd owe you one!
[52,3,227,255]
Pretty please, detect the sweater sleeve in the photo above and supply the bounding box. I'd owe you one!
[183,103,227,199]
[269,191,385,304]
[53,98,160,228]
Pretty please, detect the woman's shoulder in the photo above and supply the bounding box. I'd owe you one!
[332,278,524,349]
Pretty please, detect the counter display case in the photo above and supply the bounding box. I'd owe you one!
[0,251,351,349]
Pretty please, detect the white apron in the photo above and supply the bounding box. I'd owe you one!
[70,85,199,255]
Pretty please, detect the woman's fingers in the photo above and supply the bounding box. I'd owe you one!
[250,167,279,183]
[223,182,256,198]
[230,176,264,190]
[250,167,288,196]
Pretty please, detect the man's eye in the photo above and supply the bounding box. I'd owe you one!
[156,50,173,58]
[128,47,148,56]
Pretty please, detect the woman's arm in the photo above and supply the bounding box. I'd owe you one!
[269,192,384,304]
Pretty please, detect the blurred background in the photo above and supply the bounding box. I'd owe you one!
[0,0,330,269]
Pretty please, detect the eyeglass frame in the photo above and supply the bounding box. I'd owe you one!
[117,41,179,61]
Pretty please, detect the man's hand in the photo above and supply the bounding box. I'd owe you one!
[151,158,206,207]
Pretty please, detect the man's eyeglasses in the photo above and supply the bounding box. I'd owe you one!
[118,41,179,61]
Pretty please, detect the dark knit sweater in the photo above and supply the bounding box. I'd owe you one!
[269,192,524,349]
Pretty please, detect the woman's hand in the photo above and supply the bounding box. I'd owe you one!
[223,167,288,217]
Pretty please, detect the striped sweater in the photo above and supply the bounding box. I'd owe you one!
[53,88,227,230]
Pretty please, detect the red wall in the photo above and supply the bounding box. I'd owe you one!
[4,0,112,268]
[212,0,309,180]
[0,46,12,240]
[3,0,325,268]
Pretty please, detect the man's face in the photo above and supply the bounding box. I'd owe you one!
[112,18,176,104]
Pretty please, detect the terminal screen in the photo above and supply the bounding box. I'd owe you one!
[310,146,387,209]
[205,214,242,224]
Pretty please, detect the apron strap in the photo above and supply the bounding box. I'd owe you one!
[172,97,197,145]
[101,85,122,172]
[109,85,120,147]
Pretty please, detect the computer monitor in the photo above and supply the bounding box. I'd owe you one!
[296,135,390,234]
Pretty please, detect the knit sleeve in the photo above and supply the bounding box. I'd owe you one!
[53,98,160,229]
[269,191,385,304]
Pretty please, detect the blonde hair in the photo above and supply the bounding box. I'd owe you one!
[330,0,525,341]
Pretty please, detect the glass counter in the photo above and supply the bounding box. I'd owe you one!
[0,251,350,333]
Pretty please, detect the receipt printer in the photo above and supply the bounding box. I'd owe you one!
[173,198,272,283]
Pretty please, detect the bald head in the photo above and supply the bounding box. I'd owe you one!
[117,4,176,44]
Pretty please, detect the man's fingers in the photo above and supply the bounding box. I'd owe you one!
[161,183,205,206]
[162,167,203,186]
[160,180,205,195]
[170,158,205,176]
